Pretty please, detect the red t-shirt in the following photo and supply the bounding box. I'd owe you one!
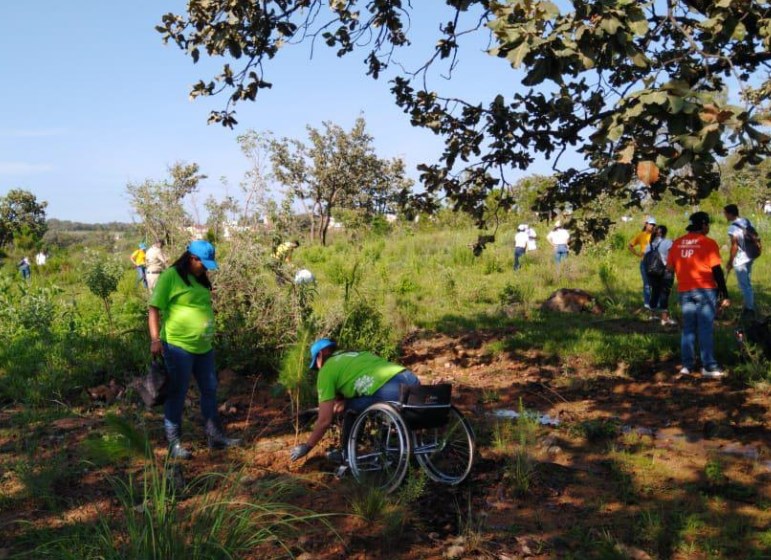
[666,233,722,292]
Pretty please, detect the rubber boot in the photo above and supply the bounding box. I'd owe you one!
[205,419,241,449]
[164,422,192,460]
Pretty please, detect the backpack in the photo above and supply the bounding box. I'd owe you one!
[738,222,762,260]
[643,241,667,277]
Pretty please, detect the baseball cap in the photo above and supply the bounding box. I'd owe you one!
[188,240,218,270]
[309,338,336,369]
[645,216,657,225]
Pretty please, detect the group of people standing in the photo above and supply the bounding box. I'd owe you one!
[514,220,571,269]
[630,205,759,378]
[130,240,169,291]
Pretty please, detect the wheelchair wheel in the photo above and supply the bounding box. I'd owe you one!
[347,402,411,494]
[413,406,475,485]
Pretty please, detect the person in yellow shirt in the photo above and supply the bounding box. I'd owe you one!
[628,217,656,309]
[130,243,148,289]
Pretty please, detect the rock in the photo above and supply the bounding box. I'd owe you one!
[541,288,604,315]
[547,445,562,457]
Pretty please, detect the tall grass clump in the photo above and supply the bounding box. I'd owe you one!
[23,414,337,559]
[279,326,316,438]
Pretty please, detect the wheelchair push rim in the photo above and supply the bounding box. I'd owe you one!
[412,405,475,485]
[346,402,411,494]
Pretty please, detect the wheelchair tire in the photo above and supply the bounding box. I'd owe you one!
[413,405,475,485]
[347,402,411,494]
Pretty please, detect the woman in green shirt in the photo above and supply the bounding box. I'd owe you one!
[289,338,420,462]
[148,240,239,459]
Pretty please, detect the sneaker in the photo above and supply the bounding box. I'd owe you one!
[334,464,349,479]
[678,367,691,375]
[701,368,725,379]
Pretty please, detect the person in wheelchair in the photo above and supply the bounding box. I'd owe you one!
[289,338,420,463]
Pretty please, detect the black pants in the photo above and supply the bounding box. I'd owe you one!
[649,272,674,311]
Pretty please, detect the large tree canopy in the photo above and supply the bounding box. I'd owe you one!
[158,0,771,243]
[0,189,48,249]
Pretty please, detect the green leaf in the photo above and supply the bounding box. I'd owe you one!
[629,16,648,37]
[668,95,685,114]
[507,42,530,68]
[732,22,747,41]
[600,17,622,35]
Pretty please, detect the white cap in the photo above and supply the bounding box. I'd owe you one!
[646,216,657,225]
[517,224,527,232]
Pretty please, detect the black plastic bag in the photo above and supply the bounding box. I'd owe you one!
[136,357,169,407]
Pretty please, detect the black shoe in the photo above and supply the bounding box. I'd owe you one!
[205,419,241,449]
[325,449,345,464]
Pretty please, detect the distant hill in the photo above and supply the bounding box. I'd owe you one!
[46,219,134,232]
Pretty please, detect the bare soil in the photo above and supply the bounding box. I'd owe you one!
[1,328,769,559]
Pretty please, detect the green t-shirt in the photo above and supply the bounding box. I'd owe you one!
[317,351,405,402]
[149,268,214,354]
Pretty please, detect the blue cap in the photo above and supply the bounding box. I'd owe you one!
[139,243,147,250]
[309,338,336,369]
[188,240,218,270]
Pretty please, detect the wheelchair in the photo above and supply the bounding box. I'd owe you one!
[344,383,475,494]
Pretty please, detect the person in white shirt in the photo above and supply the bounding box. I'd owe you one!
[514,225,529,270]
[35,252,47,266]
[145,240,169,291]
[546,221,570,264]
[724,204,755,316]
[526,225,537,252]
[764,200,771,215]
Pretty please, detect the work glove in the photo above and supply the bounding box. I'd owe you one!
[290,443,310,462]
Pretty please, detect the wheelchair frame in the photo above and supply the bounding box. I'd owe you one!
[344,394,476,494]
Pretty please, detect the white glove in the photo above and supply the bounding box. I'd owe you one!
[290,443,310,462]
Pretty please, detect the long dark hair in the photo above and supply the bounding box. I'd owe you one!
[171,251,212,290]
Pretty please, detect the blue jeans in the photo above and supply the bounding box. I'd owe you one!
[514,247,526,270]
[640,260,651,307]
[678,289,719,371]
[345,370,420,414]
[734,261,754,311]
[554,245,568,264]
[162,342,219,430]
[135,266,147,289]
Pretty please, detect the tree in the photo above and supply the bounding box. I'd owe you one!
[127,162,206,247]
[205,194,239,242]
[158,1,771,245]
[269,117,409,245]
[0,189,47,249]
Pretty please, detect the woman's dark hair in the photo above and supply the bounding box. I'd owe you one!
[171,251,212,290]
[654,225,668,239]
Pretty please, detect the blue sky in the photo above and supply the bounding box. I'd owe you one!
[0,1,545,223]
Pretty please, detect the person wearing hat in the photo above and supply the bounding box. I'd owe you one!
[148,240,240,459]
[130,242,148,289]
[628,217,657,309]
[514,224,529,270]
[289,339,420,463]
[666,212,730,378]
[546,220,570,264]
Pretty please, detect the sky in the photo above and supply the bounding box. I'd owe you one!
[0,1,547,223]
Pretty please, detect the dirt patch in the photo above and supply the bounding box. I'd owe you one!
[1,328,769,558]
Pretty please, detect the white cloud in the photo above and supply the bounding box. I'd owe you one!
[0,128,66,138]
[0,162,54,175]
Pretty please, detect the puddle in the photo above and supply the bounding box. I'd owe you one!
[490,410,560,426]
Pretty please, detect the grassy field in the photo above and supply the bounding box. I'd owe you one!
[0,206,769,559]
